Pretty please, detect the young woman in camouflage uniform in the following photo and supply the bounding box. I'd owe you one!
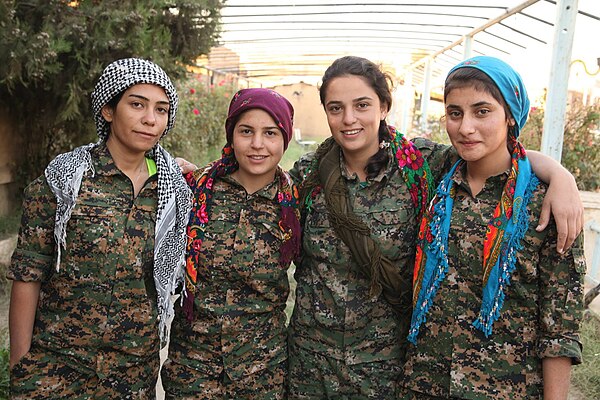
[161,88,301,399]
[402,56,585,399]
[8,58,192,399]
[287,56,584,399]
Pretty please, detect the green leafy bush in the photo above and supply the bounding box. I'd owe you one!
[0,0,223,187]
[162,77,235,166]
[520,102,600,191]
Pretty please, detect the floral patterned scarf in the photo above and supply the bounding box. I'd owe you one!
[182,144,301,322]
[408,56,539,343]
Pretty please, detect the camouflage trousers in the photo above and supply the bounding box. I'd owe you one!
[397,387,452,399]
[161,357,287,399]
[10,345,159,399]
[288,343,401,399]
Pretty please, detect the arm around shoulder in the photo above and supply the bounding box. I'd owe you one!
[527,150,583,253]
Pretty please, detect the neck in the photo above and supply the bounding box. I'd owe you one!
[465,150,511,196]
[231,169,277,195]
[106,138,147,176]
[341,149,373,181]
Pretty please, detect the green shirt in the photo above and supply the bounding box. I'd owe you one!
[167,171,291,381]
[9,144,160,378]
[401,164,585,399]
[288,138,453,365]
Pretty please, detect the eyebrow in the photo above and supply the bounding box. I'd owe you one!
[237,123,281,131]
[326,96,374,107]
[127,93,170,106]
[446,100,494,109]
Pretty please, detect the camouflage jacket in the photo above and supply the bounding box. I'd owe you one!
[9,144,160,377]
[402,165,585,399]
[288,138,453,365]
[168,172,291,381]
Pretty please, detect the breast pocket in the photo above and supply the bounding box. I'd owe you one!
[62,203,118,278]
[367,207,415,260]
[304,204,344,262]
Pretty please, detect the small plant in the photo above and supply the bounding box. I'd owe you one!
[162,75,235,166]
[571,314,600,399]
[520,102,600,191]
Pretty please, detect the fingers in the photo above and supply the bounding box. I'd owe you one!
[554,216,568,254]
[536,197,551,232]
[174,157,197,174]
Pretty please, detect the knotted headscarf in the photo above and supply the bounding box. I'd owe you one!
[44,58,192,341]
[225,88,294,149]
[182,88,301,322]
[409,56,539,343]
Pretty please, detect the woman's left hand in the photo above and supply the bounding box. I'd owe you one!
[175,157,197,174]
[536,172,584,254]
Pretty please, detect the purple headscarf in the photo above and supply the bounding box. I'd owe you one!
[225,88,294,150]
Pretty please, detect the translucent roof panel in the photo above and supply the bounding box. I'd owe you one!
[213,0,600,90]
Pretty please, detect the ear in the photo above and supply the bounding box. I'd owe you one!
[380,104,388,120]
[101,105,114,123]
[508,118,516,127]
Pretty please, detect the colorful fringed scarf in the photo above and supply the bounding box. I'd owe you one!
[408,55,538,343]
[304,125,434,221]
[409,135,539,343]
[183,144,301,322]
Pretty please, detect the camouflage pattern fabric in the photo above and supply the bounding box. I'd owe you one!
[400,166,585,399]
[288,139,454,398]
[8,144,160,399]
[163,172,292,398]
[288,341,401,399]
[161,358,286,399]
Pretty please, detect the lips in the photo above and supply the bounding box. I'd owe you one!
[341,128,361,136]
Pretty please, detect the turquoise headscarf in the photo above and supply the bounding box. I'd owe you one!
[408,56,539,343]
[447,56,530,137]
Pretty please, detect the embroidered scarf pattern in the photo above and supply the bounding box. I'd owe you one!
[183,144,301,322]
[408,137,539,343]
[304,126,433,219]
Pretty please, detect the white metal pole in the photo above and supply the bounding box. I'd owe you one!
[420,58,432,133]
[540,0,578,161]
[401,70,413,133]
[463,35,473,59]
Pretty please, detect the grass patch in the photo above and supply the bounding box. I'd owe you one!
[280,137,324,171]
[571,313,600,399]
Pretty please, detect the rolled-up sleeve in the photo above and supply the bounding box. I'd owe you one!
[8,177,56,282]
[537,233,586,364]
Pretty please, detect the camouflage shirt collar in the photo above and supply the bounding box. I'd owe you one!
[338,147,392,183]
[222,167,281,200]
[451,162,510,194]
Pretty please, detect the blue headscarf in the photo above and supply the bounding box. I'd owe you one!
[408,56,539,343]
[447,56,530,137]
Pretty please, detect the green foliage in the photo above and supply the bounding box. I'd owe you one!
[0,345,7,400]
[571,314,600,399]
[0,210,21,240]
[0,0,223,185]
[162,77,234,166]
[520,102,600,191]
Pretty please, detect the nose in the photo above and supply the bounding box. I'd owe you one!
[250,133,264,148]
[458,114,476,135]
[342,108,357,125]
[142,108,157,126]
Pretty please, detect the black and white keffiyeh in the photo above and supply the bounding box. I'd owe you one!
[44,58,192,341]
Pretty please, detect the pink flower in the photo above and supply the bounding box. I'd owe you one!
[197,204,208,224]
[193,108,200,115]
[397,146,423,170]
[206,178,214,190]
[192,239,203,251]
[190,88,196,94]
